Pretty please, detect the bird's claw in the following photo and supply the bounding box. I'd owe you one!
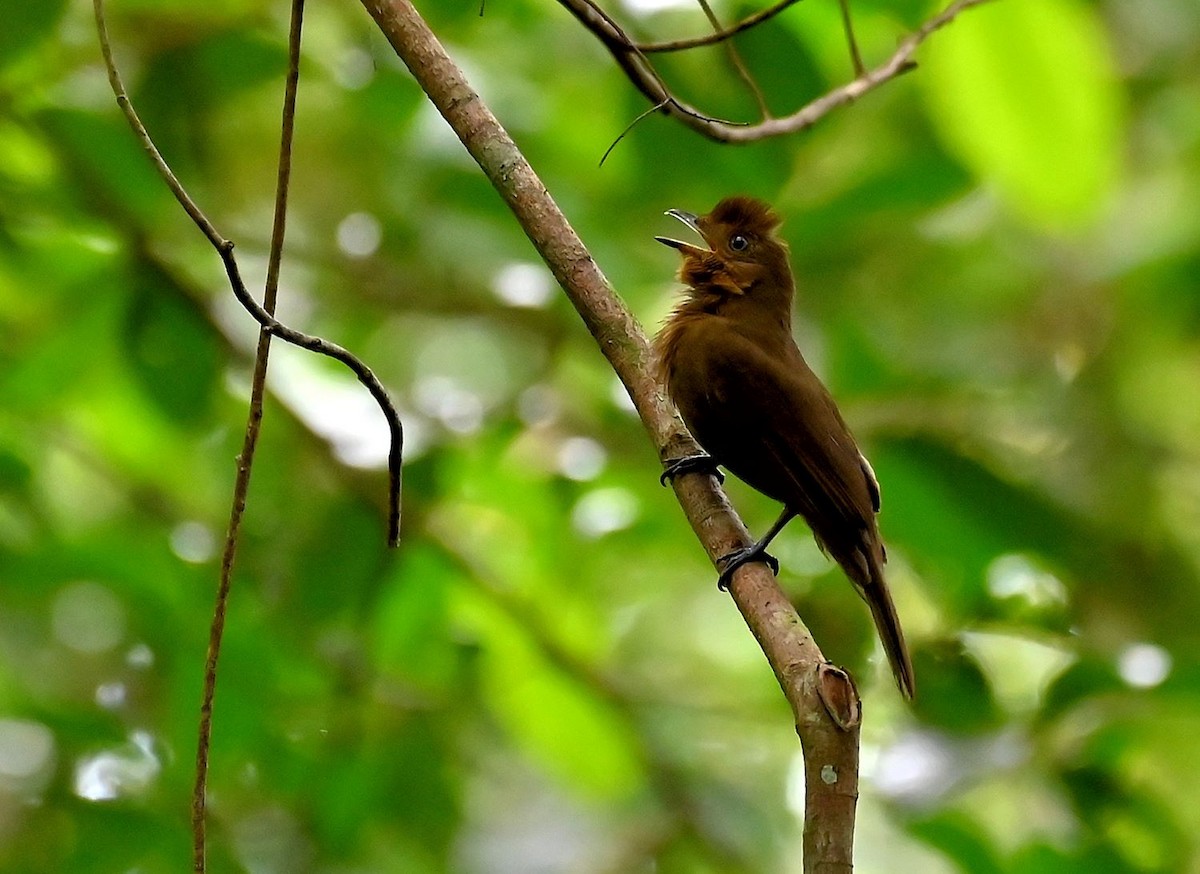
[660,454,724,486]
[716,546,779,590]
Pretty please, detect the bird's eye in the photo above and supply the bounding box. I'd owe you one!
[729,234,749,252]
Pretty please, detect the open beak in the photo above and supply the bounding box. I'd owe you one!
[655,209,710,257]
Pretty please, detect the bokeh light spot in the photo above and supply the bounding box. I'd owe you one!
[557,437,607,481]
[233,806,315,873]
[986,554,1067,607]
[618,0,694,14]
[0,719,55,795]
[334,46,375,91]
[336,212,382,258]
[414,375,485,434]
[170,520,216,564]
[572,488,638,538]
[1118,642,1172,688]
[872,731,956,803]
[73,731,161,802]
[95,682,126,710]
[126,643,155,669]
[517,384,560,427]
[52,581,125,655]
[269,351,400,468]
[492,262,553,309]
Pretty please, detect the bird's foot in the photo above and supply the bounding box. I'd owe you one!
[660,454,724,486]
[716,545,779,590]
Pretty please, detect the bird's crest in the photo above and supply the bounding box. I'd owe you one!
[707,196,782,237]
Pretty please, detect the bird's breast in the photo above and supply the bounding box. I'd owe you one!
[658,314,754,456]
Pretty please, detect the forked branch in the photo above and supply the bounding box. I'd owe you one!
[561,0,995,143]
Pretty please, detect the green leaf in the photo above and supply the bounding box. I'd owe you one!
[871,436,1073,615]
[0,0,68,69]
[0,447,31,495]
[122,261,221,426]
[1037,656,1123,725]
[922,0,1124,228]
[469,596,644,799]
[38,109,172,226]
[910,640,1003,733]
[372,547,459,694]
[1007,842,1127,874]
[908,811,1004,874]
[138,29,290,118]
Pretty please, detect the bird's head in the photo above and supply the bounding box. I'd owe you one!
[656,196,792,299]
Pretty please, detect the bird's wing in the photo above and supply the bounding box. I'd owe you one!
[693,328,878,536]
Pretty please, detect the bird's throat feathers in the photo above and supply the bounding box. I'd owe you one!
[671,248,794,327]
[666,195,794,311]
[678,253,751,300]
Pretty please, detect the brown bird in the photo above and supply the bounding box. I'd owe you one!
[653,195,915,699]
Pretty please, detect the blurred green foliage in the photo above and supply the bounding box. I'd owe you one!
[0,0,1198,871]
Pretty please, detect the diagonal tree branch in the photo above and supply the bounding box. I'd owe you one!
[357,1,862,870]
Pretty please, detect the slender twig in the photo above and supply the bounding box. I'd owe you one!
[599,99,667,167]
[838,0,866,77]
[94,11,217,247]
[359,2,862,870]
[639,0,804,52]
[189,0,305,868]
[694,0,771,119]
[560,0,996,142]
[93,2,403,868]
[92,1,402,545]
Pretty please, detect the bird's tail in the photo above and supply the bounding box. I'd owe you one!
[850,545,915,700]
